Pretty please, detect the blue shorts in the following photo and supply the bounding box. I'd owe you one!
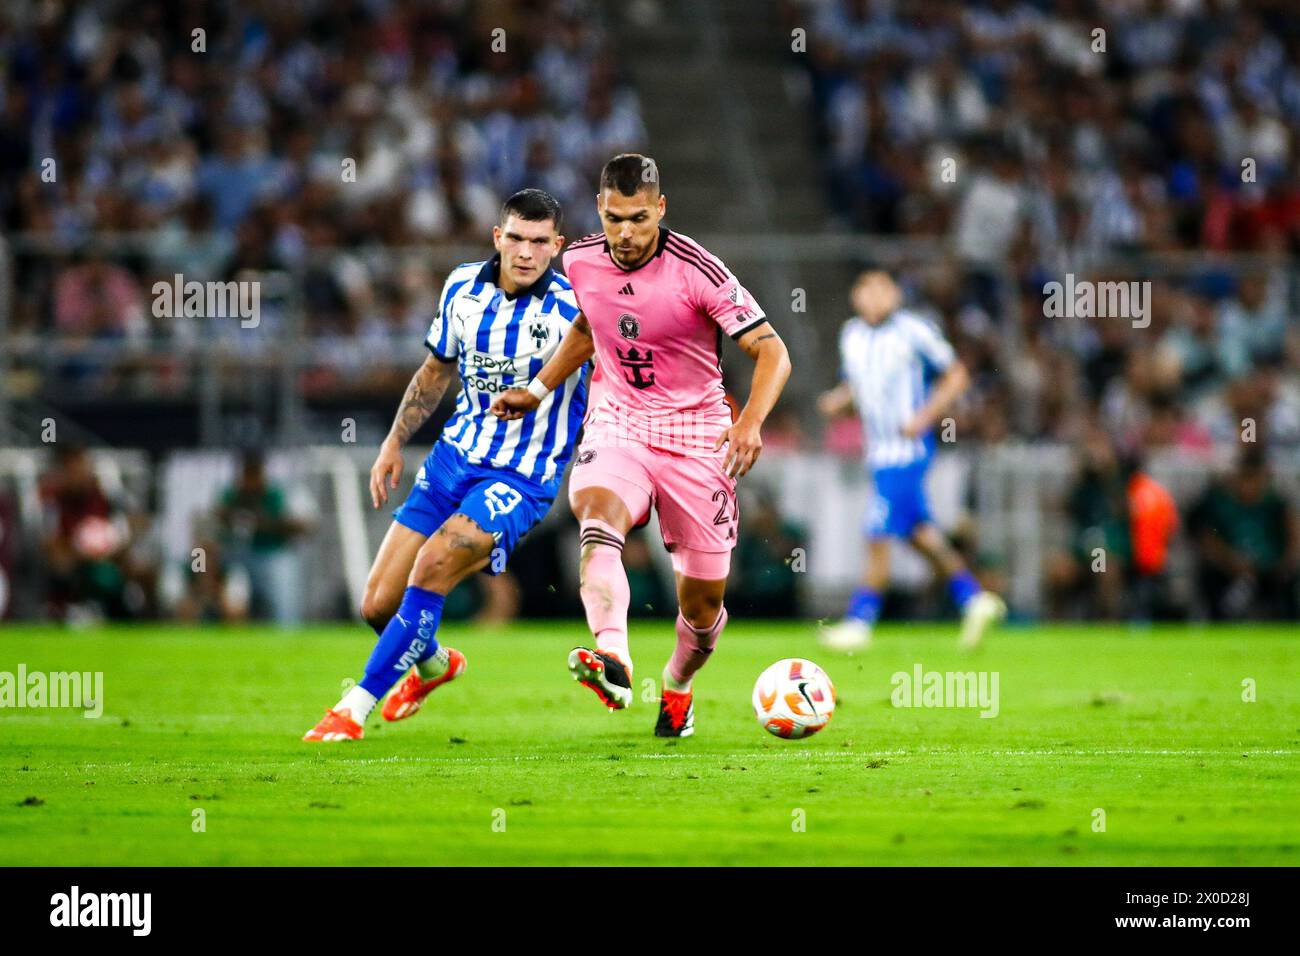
[392,441,554,575]
[866,458,932,539]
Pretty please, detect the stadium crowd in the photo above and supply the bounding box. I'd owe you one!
[3,0,1300,622]
[1,0,646,401]
[793,0,1300,252]
[791,0,1300,451]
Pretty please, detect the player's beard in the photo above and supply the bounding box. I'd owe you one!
[612,239,652,269]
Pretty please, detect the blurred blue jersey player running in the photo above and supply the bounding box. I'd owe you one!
[305,189,588,741]
[817,270,1005,653]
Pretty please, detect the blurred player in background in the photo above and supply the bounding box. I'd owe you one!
[818,270,1005,652]
[305,188,589,741]
[492,154,791,737]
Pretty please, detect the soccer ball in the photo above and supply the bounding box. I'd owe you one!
[752,658,836,739]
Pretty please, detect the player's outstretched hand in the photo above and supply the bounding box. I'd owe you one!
[816,390,841,417]
[370,439,404,509]
[817,382,854,418]
[715,417,763,479]
[490,388,541,421]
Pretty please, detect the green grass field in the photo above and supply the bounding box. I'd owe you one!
[1,621,1297,866]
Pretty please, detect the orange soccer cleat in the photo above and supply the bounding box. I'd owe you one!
[381,648,467,722]
[303,707,365,742]
[655,688,695,737]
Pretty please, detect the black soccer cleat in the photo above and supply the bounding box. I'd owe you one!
[568,647,632,710]
[655,688,695,737]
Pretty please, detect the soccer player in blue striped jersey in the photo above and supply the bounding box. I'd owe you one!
[817,270,1005,653]
[305,188,589,741]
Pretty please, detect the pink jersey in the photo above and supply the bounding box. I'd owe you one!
[562,226,767,457]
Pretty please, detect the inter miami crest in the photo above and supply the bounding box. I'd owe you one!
[528,319,550,350]
[618,313,640,339]
[577,449,597,465]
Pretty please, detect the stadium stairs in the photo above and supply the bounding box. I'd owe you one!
[611,0,853,414]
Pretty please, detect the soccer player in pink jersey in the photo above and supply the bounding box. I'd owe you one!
[491,153,791,737]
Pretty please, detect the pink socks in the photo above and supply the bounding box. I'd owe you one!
[665,606,727,691]
[578,519,631,670]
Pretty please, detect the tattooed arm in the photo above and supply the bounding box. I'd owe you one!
[370,355,458,508]
[712,321,792,479]
[489,312,595,420]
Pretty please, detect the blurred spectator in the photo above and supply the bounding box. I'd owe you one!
[437,570,522,626]
[1046,424,1132,620]
[1156,288,1231,400]
[1045,426,1177,620]
[38,445,152,622]
[214,450,312,626]
[1217,270,1291,374]
[1126,454,1180,620]
[1187,448,1300,620]
[0,492,21,619]
[624,531,670,617]
[173,533,243,624]
[732,491,805,617]
[53,252,147,337]
[42,249,153,395]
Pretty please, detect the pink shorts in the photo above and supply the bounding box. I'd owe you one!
[568,442,737,579]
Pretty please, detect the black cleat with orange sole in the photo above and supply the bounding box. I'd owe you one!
[568,647,632,710]
[655,688,695,737]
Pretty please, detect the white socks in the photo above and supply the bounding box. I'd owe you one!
[334,649,446,728]
[337,685,378,725]
[417,647,450,680]
[662,665,691,693]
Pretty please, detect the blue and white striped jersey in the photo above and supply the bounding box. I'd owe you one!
[426,255,589,490]
[839,309,956,470]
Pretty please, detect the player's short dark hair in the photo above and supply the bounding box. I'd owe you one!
[500,188,562,232]
[600,153,660,197]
